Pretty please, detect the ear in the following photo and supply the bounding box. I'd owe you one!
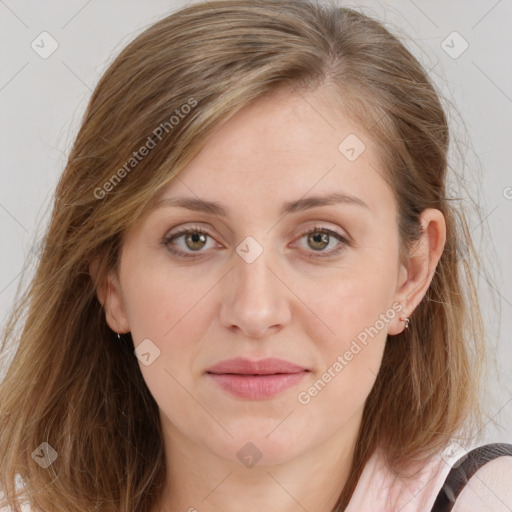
[388,208,446,335]
[89,257,130,334]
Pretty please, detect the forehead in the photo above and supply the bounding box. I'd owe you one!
[151,87,394,218]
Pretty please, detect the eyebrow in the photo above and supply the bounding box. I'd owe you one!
[151,192,370,217]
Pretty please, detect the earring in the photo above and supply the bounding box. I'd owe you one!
[116,332,121,340]
[399,317,410,329]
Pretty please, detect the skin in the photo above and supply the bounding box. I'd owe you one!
[90,84,446,512]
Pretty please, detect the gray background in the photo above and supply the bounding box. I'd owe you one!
[1,0,511,446]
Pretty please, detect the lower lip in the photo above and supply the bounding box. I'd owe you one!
[207,372,308,399]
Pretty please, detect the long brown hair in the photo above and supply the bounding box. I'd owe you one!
[0,0,497,510]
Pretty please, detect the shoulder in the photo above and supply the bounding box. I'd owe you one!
[0,498,35,512]
[0,478,34,512]
[346,445,454,511]
[452,454,512,512]
[0,495,33,511]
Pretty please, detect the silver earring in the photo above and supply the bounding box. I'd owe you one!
[399,317,409,329]
[117,332,121,340]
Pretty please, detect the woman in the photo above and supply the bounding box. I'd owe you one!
[1,0,511,511]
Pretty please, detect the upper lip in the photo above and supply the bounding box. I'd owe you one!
[206,357,308,375]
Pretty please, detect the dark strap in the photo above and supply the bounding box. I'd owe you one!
[430,442,512,512]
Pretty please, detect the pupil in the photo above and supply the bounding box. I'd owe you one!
[187,232,205,250]
[311,232,328,250]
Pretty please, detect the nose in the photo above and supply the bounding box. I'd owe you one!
[219,243,292,338]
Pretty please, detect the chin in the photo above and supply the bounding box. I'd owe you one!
[202,418,316,467]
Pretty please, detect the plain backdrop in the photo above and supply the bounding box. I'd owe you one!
[0,0,511,446]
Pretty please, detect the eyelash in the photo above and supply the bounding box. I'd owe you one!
[162,224,350,260]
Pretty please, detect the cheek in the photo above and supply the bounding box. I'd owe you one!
[121,264,218,383]
[296,249,398,392]
[301,255,398,346]
[122,272,215,427]
[295,285,392,420]
[121,252,212,339]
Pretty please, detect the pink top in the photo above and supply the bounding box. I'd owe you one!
[346,443,463,512]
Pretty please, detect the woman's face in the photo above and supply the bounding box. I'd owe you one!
[95,86,440,467]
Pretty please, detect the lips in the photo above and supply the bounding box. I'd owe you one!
[206,357,309,399]
[206,357,308,375]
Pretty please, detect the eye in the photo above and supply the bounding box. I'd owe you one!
[162,225,218,258]
[295,225,349,258]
